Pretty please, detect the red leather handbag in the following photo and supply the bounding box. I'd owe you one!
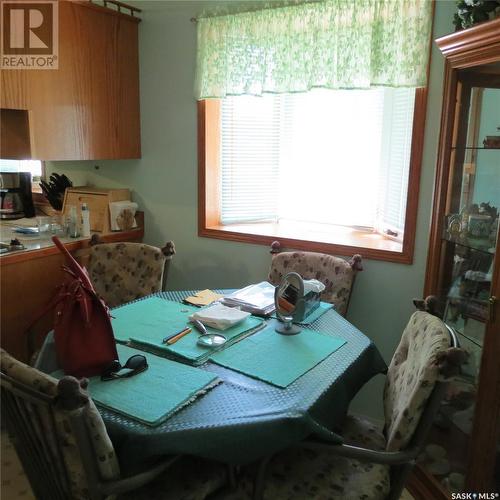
[49,236,118,377]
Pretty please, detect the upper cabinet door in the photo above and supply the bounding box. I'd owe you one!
[1,0,141,160]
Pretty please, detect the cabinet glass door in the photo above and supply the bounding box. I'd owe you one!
[420,79,500,493]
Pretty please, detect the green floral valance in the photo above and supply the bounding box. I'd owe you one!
[195,0,433,99]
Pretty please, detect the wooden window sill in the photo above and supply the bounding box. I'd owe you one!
[199,220,413,264]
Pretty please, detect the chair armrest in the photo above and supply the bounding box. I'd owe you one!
[299,440,418,466]
[101,456,180,496]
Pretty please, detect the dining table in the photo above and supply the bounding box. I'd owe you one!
[36,289,387,475]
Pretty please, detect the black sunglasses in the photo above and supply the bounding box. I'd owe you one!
[101,355,148,381]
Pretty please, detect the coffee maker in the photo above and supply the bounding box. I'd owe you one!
[0,172,36,219]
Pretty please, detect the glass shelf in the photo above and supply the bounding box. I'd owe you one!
[444,294,489,327]
[442,234,496,255]
[448,321,484,348]
[451,146,500,150]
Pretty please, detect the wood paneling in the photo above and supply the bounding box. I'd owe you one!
[0,0,141,160]
[0,109,31,159]
[0,69,29,110]
[436,17,500,68]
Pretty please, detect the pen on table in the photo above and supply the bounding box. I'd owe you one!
[191,319,208,336]
[163,327,192,345]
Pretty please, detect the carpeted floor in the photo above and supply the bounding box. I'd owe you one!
[1,431,415,500]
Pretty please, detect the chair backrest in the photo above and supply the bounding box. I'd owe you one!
[383,311,465,452]
[0,349,120,500]
[88,240,175,308]
[268,242,362,316]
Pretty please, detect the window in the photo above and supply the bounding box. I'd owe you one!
[195,0,432,264]
[199,87,426,264]
[0,159,43,181]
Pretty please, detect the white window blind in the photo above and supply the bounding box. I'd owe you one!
[376,89,416,237]
[221,96,282,224]
[220,88,416,235]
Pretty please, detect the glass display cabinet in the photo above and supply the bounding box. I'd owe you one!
[419,18,500,498]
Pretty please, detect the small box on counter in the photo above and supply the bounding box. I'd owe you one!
[62,187,131,234]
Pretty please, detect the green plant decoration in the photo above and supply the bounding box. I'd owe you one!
[453,0,500,30]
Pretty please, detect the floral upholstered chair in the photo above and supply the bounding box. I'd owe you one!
[87,236,176,308]
[0,349,226,500]
[227,309,467,500]
[268,241,363,316]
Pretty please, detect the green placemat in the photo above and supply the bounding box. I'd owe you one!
[300,302,334,325]
[211,323,346,388]
[112,296,266,365]
[130,315,265,365]
[112,297,198,343]
[52,344,219,426]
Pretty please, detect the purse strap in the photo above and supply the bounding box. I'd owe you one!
[52,236,94,290]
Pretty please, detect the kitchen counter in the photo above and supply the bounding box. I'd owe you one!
[0,213,145,362]
[0,213,144,265]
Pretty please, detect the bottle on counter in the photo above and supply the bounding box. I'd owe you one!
[68,205,80,238]
[81,203,91,238]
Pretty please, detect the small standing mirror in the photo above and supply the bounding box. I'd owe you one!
[274,272,303,335]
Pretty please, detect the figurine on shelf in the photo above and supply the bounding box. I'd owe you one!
[482,135,500,148]
[460,206,471,235]
[478,202,498,219]
[490,217,499,245]
[446,214,462,239]
[468,214,492,238]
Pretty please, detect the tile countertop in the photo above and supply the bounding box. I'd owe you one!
[0,216,144,265]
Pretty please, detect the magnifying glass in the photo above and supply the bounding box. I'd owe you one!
[197,333,226,347]
[192,319,227,348]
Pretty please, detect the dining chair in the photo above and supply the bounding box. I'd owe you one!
[268,241,363,316]
[0,349,226,500]
[228,308,467,500]
[88,236,176,308]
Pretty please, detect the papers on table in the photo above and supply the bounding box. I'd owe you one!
[222,282,276,316]
[184,289,224,307]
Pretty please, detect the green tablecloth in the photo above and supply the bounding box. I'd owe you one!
[102,291,387,472]
[36,290,387,472]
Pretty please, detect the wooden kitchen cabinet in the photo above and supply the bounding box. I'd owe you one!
[0,0,141,160]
